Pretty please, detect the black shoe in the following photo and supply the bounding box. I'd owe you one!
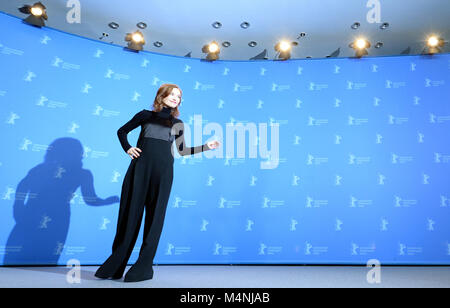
[123,266,154,282]
[95,268,123,280]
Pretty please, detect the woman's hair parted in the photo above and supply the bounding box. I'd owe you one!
[152,83,182,118]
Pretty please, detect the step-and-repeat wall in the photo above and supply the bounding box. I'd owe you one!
[1,12,449,265]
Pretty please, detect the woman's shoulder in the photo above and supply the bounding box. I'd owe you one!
[128,109,150,119]
[172,117,183,124]
[133,109,154,119]
[140,109,153,114]
[135,109,183,124]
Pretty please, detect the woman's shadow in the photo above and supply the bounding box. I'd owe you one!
[3,137,119,266]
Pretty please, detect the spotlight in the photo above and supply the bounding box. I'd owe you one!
[202,41,220,61]
[425,35,445,54]
[355,38,367,49]
[208,42,219,53]
[350,38,371,58]
[18,1,48,27]
[125,30,145,52]
[274,40,292,60]
[99,32,109,40]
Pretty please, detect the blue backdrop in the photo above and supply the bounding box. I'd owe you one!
[1,12,449,265]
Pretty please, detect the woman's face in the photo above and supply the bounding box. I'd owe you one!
[162,87,181,108]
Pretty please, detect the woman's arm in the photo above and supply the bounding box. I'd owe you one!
[117,110,147,153]
[173,119,209,156]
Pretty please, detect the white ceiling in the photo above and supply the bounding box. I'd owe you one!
[1,0,449,60]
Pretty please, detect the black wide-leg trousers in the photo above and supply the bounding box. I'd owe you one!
[95,138,174,279]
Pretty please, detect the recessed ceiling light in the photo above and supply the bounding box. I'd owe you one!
[137,22,147,29]
[375,42,383,48]
[351,22,360,30]
[380,22,389,30]
[212,21,222,29]
[154,41,163,47]
[108,22,119,29]
[240,21,250,29]
[248,41,257,47]
[222,41,231,47]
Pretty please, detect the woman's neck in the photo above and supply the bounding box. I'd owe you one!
[156,105,173,119]
[161,105,172,113]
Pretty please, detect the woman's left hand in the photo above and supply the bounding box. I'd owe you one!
[206,140,220,150]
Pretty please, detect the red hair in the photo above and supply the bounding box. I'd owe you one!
[152,83,182,118]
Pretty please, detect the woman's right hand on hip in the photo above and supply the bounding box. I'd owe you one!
[127,147,142,159]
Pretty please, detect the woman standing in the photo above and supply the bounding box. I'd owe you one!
[95,84,220,282]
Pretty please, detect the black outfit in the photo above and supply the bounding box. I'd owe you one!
[95,106,209,282]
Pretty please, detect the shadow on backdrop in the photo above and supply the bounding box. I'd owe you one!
[3,137,119,266]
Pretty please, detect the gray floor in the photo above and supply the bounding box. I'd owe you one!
[0,265,449,288]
